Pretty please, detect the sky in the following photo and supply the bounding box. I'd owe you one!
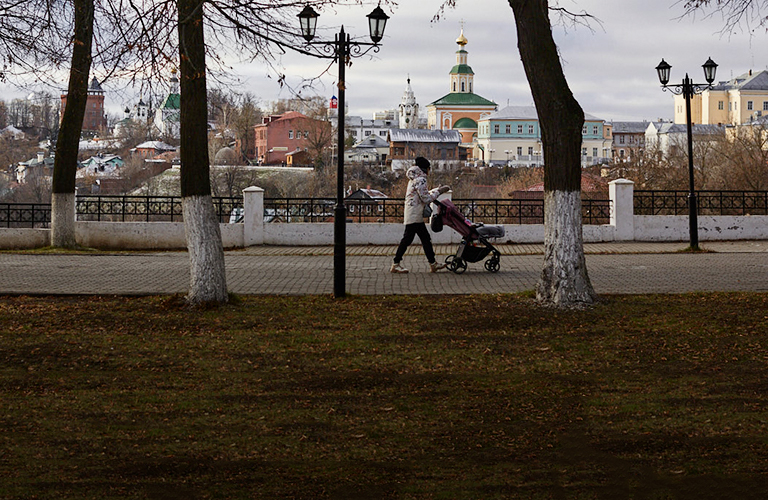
[232,0,768,123]
[5,0,768,124]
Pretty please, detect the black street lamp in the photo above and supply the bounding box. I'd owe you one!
[656,57,718,250]
[298,4,389,298]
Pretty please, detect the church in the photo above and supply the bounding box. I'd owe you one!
[426,28,498,146]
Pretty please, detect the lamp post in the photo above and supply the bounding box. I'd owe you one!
[298,4,389,298]
[504,149,510,166]
[656,57,718,250]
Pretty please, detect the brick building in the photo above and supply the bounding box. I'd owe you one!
[60,77,107,133]
[253,111,331,166]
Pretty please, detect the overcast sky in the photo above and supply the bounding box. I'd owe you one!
[227,0,768,123]
[6,0,768,124]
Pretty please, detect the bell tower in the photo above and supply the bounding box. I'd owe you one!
[450,27,474,94]
[398,77,419,129]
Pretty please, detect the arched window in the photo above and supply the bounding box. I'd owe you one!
[453,82,456,91]
[461,81,465,92]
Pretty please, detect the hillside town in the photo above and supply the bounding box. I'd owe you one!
[2,28,768,204]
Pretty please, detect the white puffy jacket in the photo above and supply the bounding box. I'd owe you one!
[403,166,440,225]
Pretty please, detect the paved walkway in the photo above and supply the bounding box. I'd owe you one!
[1,241,767,296]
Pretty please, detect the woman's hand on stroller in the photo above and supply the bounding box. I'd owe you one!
[438,185,451,194]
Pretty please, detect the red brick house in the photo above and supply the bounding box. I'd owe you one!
[253,111,330,166]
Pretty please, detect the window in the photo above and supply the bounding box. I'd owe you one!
[748,101,754,110]
[592,125,599,135]
[528,125,534,134]
[517,125,523,134]
[718,101,724,110]
[516,147,522,156]
[582,147,587,156]
[582,125,587,134]
[764,101,768,111]
[288,130,294,139]
[528,147,533,155]
[592,148,598,157]
[619,135,625,144]
[729,102,732,111]
[505,124,511,134]
[461,82,465,92]
[364,130,371,136]
[453,82,456,91]
[304,131,309,138]
[494,124,500,134]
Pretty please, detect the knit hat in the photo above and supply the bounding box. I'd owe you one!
[415,156,430,172]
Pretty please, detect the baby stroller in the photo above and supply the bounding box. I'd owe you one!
[430,198,505,273]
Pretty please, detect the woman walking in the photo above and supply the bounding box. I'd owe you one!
[390,157,450,273]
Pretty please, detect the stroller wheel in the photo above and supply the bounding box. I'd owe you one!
[484,258,501,273]
[445,255,467,274]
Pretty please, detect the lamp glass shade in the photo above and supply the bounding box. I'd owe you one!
[656,59,671,86]
[367,5,389,43]
[297,5,318,42]
[702,57,718,84]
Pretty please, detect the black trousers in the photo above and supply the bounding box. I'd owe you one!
[394,222,436,264]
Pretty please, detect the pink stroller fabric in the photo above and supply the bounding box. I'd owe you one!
[435,199,479,240]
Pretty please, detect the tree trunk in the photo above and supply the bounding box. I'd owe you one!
[178,0,228,305]
[508,0,596,307]
[51,0,94,248]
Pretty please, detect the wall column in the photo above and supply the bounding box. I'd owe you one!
[609,178,634,241]
[243,186,264,246]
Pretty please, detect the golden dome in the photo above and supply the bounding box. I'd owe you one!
[456,28,468,47]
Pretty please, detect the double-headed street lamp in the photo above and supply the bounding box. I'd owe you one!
[655,57,718,250]
[298,4,389,298]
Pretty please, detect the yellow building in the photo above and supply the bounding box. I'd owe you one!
[674,69,768,125]
[426,29,497,147]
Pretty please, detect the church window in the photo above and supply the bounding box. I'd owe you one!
[461,81,465,92]
[453,82,456,91]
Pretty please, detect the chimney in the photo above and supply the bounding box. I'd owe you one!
[36,152,45,163]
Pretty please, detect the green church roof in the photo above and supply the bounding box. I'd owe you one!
[453,117,477,129]
[429,92,497,107]
[450,64,474,75]
[160,93,180,110]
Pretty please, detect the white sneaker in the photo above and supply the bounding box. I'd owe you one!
[390,263,409,274]
[430,262,447,273]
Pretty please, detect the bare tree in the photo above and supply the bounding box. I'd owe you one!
[681,0,768,30]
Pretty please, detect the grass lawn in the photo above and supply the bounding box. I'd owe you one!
[1,293,768,499]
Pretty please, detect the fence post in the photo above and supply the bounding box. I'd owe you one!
[609,178,634,241]
[243,186,264,246]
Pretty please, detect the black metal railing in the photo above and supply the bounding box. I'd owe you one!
[4,191,768,229]
[263,197,611,225]
[75,195,242,223]
[634,190,768,216]
[0,203,51,228]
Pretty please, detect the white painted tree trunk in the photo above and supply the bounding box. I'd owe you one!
[183,195,228,305]
[50,192,77,248]
[536,190,596,307]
